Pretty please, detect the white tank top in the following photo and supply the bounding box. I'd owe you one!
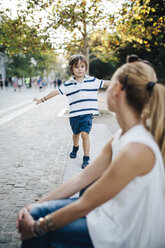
[87,124,165,248]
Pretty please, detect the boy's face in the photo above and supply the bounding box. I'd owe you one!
[72,60,86,78]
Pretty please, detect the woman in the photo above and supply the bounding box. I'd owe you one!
[17,61,165,248]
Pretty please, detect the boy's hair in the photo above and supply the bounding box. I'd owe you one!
[69,54,88,75]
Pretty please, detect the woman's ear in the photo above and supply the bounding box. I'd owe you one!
[113,81,123,97]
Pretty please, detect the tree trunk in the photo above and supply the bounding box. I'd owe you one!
[83,21,89,74]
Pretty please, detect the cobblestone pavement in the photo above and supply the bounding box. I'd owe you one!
[0,86,118,248]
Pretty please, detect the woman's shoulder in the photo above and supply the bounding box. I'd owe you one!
[123,125,153,142]
[119,125,162,161]
[112,125,158,154]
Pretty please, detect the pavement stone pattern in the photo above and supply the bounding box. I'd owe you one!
[0,87,119,247]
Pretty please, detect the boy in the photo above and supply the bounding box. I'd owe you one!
[33,54,110,168]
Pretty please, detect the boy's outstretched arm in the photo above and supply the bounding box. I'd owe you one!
[33,89,59,105]
[103,80,111,88]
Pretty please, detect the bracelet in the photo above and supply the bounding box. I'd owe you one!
[33,214,55,237]
[41,98,44,102]
[34,218,47,236]
[44,96,47,101]
[35,214,55,235]
[44,214,55,231]
[31,223,38,237]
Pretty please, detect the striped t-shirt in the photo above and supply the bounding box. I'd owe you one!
[57,75,104,117]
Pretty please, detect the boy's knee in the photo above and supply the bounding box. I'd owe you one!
[81,131,89,140]
[73,133,80,138]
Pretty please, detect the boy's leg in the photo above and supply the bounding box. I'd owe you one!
[81,131,90,157]
[69,117,80,158]
[70,133,80,158]
[79,114,93,169]
[73,133,80,147]
[81,132,90,169]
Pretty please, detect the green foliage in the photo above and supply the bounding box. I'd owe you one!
[0,5,57,79]
[6,50,58,78]
[23,0,114,60]
[2,0,165,79]
[0,13,52,56]
[90,0,165,78]
[1,0,118,77]
[6,54,33,77]
[89,55,115,79]
[115,0,165,77]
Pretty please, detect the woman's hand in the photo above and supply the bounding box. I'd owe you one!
[26,202,38,212]
[33,98,42,105]
[17,208,35,240]
[16,203,37,232]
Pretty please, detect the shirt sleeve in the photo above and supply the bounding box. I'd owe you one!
[57,82,69,95]
[94,78,104,89]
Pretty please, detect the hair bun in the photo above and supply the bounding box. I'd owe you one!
[146,81,156,91]
[127,54,140,63]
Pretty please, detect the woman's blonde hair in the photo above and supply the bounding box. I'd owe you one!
[112,62,165,164]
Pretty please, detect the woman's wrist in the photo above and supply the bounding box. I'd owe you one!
[32,213,55,237]
[44,214,55,231]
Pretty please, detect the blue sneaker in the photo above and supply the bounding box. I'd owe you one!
[81,156,90,169]
[70,146,79,158]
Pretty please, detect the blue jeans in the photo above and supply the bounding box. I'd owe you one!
[21,198,94,248]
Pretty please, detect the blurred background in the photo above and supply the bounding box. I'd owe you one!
[0,0,165,88]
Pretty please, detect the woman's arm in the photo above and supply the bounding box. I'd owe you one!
[18,142,155,240]
[33,90,59,105]
[17,139,112,220]
[37,138,113,203]
[17,139,112,231]
[77,142,155,214]
[40,142,155,230]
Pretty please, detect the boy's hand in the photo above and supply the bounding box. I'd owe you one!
[33,98,42,105]
[103,80,112,88]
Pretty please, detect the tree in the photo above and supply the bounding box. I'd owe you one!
[6,50,58,78]
[19,0,115,70]
[0,12,52,56]
[89,55,115,79]
[117,0,165,78]
[89,0,165,78]
[0,7,56,80]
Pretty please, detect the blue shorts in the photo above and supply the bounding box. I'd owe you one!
[69,114,93,134]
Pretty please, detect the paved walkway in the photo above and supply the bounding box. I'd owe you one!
[0,87,119,247]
